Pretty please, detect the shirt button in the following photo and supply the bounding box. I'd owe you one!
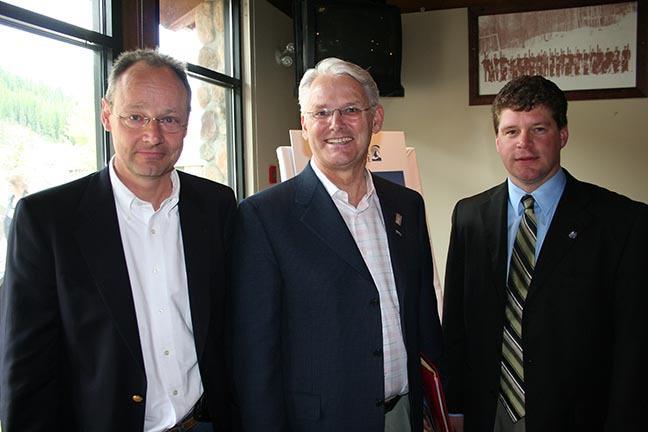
[153,267,159,274]
[164,350,170,356]
[172,390,178,396]
[150,228,157,235]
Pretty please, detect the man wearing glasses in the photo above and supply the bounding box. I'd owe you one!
[0,49,237,432]
[230,57,442,432]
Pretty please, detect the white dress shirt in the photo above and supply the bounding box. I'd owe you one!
[109,160,202,431]
[311,161,409,399]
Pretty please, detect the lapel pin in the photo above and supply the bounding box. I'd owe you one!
[568,231,577,239]
[395,229,402,237]
[395,213,402,226]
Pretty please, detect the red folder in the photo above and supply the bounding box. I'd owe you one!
[420,354,450,432]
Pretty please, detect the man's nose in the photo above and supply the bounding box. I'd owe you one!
[142,119,164,144]
[517,129,532,147]
[328,109,345,127]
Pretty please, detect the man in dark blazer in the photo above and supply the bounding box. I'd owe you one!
[442,75,647,432]
[230,58,442,432]
[0,49,237,431]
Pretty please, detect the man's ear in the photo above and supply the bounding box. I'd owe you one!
[559,126,569,149]
[300,115,308,141]
[371,104,384,134]
[100,98,113,132]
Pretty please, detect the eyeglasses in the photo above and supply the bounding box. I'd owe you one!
[117,113,187,133]
[304,105,375,121]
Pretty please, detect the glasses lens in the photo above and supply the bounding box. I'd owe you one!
[122,115,146,128]
[157,117,183,133]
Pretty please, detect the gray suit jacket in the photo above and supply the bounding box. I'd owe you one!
[230,163,442,431]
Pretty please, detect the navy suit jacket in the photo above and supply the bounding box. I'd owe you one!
[0,167,237,431]
[230,163,442,432]
[442,171,648,431]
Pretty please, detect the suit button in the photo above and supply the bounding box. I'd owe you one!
[132,394,144,403]
[373,348,383,357]
[370,297,379,306]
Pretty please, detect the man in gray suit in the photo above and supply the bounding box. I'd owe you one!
[230,57,442,432]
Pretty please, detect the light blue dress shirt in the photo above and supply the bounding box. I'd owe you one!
[506,169,567,275]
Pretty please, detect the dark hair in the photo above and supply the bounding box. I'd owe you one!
[104,48,191,112]
[491,75,567,133]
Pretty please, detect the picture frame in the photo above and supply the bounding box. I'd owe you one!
[468,0,647,105]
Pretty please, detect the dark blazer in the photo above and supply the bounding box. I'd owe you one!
[230,163,442,432]
[0,167,237,432]
[442,171,648,432]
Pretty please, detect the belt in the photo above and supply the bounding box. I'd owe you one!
[383,394,403,413]
[166,414,199,432]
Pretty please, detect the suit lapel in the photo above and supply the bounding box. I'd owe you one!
[74,168,144,370]
[373,176,408,312]
[296,164,373,283]
[178,174,211,360]
[528,173,593,299]
[480,181,509,300]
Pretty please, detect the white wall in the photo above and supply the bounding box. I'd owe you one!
[382,8,648,283]
[242,0,300,195]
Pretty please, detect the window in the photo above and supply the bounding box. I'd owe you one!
[158,0,243,190]
[0,0,244,281]
[0,0,114,279]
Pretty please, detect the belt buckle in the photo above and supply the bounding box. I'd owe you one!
[383,394,402,413]
[167,415,199,432]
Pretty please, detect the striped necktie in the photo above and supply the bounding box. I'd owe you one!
[500,194,536,422]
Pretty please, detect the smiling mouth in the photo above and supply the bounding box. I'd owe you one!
[325,137,352,144]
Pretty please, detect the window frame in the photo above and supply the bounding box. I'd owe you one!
[0,0,117,168]
[0,0,244,197]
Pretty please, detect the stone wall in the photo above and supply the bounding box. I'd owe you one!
[194,0,229,184]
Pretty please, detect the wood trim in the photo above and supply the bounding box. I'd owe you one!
[120,0,160,51]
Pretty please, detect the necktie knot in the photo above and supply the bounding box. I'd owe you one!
[522,195,535,212]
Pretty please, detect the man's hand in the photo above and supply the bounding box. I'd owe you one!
[423,415,433,432]
[449,415,464,432]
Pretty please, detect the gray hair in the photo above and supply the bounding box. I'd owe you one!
[298,57,379,113]
[104,48,191,112]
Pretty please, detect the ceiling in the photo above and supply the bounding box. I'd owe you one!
[266,0,594,16]
[266,0,521,16]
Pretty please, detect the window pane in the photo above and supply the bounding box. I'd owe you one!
[177,77,232,187]
[159,0,231,75]
[0,24,100,278]
[4,0,107,34]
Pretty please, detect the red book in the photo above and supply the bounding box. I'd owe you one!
[420,354,450,432]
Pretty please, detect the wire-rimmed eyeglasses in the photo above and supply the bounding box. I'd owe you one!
[117,113,187,133]
[304,105,375,121]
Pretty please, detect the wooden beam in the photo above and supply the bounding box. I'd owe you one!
[160,0,202,30]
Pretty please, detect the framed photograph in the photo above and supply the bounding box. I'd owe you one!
[468,1,647,105]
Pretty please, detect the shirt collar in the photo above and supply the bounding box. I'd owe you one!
[109,156,180,216]
[507,168,566,215]
[310,159,375,205]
